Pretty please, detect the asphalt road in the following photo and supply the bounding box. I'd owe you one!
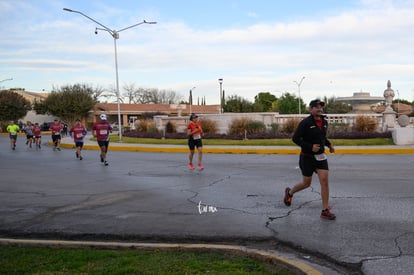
[0,135,413,274]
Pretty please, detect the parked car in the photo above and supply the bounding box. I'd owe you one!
[41,122,53,131]
[111,122,119,131]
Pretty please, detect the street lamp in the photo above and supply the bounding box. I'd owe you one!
[189,86,196,114]
[0,78,12,90]
[63,8,156,141]
[293,76,305,115]
[0,78,13,84]
[218,78,223,114]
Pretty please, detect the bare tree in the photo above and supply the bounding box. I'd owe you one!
[97,85,122,103]
[123,83,137,104]
[92,86,107,102]
[120,85,183,104]
[158,89,183,104]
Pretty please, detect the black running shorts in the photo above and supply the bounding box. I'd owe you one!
[299,154,329,177]
[188,137,202,150]
[52,134,61,143]
[75,141,84,148]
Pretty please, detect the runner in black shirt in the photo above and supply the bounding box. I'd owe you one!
[283,99,336,220]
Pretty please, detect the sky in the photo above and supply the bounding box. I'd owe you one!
[1,0,414,105]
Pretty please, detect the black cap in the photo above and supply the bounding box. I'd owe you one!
[190,113,198,120]
[309,99,325,108]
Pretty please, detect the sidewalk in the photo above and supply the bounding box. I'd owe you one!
[60,136,414,154]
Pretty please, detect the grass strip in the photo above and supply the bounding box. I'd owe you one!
[108,136,394,146]
[0,246,292,274]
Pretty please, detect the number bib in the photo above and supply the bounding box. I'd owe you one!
[193,134,201,140]
[314,153,327,161]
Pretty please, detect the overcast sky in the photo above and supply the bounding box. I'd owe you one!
[1,0,414,105]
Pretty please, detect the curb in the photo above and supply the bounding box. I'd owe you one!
[59,142,414,155]
[0,238,321,275]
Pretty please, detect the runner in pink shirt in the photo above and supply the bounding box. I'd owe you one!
[49,119,63,151]
[33,123,42,149]
[92,114,112,166]
[69,119,87,160]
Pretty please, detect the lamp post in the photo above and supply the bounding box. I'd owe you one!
[189,86,196,114]
[63,8,156,141]
[0,78,13,85]
[218,78,223,114]
[293,76,305,115]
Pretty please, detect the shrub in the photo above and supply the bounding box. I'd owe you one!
[228,118,254,136]
[165,121,176,133]
[329,123,351,135]
[354,116,377,132]
[281,118,301,134]
[200,118,218,134]
[329,131,391,139]
[267,123,280,135]
[245,121,266,135]
[136,119,157,133]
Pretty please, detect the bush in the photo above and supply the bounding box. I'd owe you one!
[123,129,391,140]
[329,131,391,139]
[165,121,176,133]
[267,123,280,135]
[245,121,266,135]
[200,118,218,134]
[281,118,301,134]
[354,116,377,132]
[136,119,157,133]
[228,118,253,136]
[329,123,351,135]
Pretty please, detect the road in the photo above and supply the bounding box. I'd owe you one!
[0,135,413,274]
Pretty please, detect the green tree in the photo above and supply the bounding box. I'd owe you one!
[223,95,258,112]
[323,96,352,114]
[33,84,97,123]
[276,92,304,114]
[0,90,31,122]
[254,92,277,112]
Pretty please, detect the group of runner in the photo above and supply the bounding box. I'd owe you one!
[6,121,43,150]
[6,99,336,220]
[6,114,112,166]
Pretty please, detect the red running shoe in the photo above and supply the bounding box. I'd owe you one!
[283,187,292,206]
[321,208,336,220]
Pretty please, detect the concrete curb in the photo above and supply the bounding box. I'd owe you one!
[0,238,321,275]
[59,142,414,154]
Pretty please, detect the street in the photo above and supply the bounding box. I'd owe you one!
[0,135,413,274]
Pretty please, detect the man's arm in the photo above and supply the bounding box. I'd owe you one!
[292,120,314,153]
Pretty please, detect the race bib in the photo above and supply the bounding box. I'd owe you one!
[76,133,83,138]
[193,134,201,140]
[314,153,327,161]
[99,130,108,135]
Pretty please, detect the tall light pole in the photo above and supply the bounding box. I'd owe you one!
[0,78,13,84]
[63,8,156,141]
[293,76,305,115]
[218,78,223,114]
[189,86,196,114]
